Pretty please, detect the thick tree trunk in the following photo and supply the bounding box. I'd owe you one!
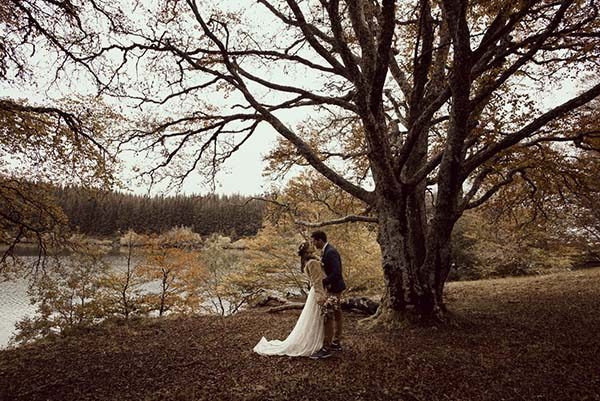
[366,0,473,325]
[355,3,465,325]
[368,226,453,326]
[362,195,452,328]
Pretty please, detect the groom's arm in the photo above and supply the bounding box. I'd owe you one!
[322,250,341,288]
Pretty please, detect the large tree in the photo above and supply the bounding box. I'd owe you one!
[4,0,600,324]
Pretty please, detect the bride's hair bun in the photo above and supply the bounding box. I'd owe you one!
[297,241,310,256]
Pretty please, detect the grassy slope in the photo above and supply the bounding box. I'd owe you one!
[1,268,600,401]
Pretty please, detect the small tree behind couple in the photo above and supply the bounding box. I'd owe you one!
[254,230,346,359]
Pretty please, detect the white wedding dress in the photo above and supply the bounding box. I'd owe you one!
[253,286,324,357]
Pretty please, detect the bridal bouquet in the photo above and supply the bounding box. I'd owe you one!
[319,295,341,317]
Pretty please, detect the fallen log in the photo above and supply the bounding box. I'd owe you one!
[341,297,379,315]
[254,295,288,308]
[267,302,305,313]
[266,297,379,315]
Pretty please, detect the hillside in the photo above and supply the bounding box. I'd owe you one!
[1,268,599,401]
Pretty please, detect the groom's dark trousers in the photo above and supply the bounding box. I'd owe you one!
[323,292,343,347]
[321,243,346,348]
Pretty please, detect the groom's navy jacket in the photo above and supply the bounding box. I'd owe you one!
[321,244,346,294]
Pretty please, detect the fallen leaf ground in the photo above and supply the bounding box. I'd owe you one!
[1,268,600,401]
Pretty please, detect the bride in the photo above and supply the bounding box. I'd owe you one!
[253,241,326,357]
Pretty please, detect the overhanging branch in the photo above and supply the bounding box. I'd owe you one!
[465,81,600,175]
[295,214,378,228]
[187,0,375,205]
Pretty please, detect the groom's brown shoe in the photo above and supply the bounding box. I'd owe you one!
[309,347,332,359]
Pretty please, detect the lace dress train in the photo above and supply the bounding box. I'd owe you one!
[253,287,324,357]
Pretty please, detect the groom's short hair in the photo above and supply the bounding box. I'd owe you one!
[311,230,327,242]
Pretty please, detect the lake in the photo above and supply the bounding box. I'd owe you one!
[0,250,250,349]
[0,278,36,349]
[0,254,153,349]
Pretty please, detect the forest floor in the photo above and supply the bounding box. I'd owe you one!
[1,268,600,401]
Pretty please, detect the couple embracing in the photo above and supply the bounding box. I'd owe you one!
[254,230,346,360]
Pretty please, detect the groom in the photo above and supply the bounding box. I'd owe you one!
[310,230,346,360]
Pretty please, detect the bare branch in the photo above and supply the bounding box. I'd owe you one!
[370,0,397,113]
[282,0,350,78]
[233,61,357,111]
[0,99,109,156]
[470,0,575,110]
[465,81,600,175]
[295,214,378,228]
[324,0,363,82]
[186,0,374,204]
[464,169,523,210]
